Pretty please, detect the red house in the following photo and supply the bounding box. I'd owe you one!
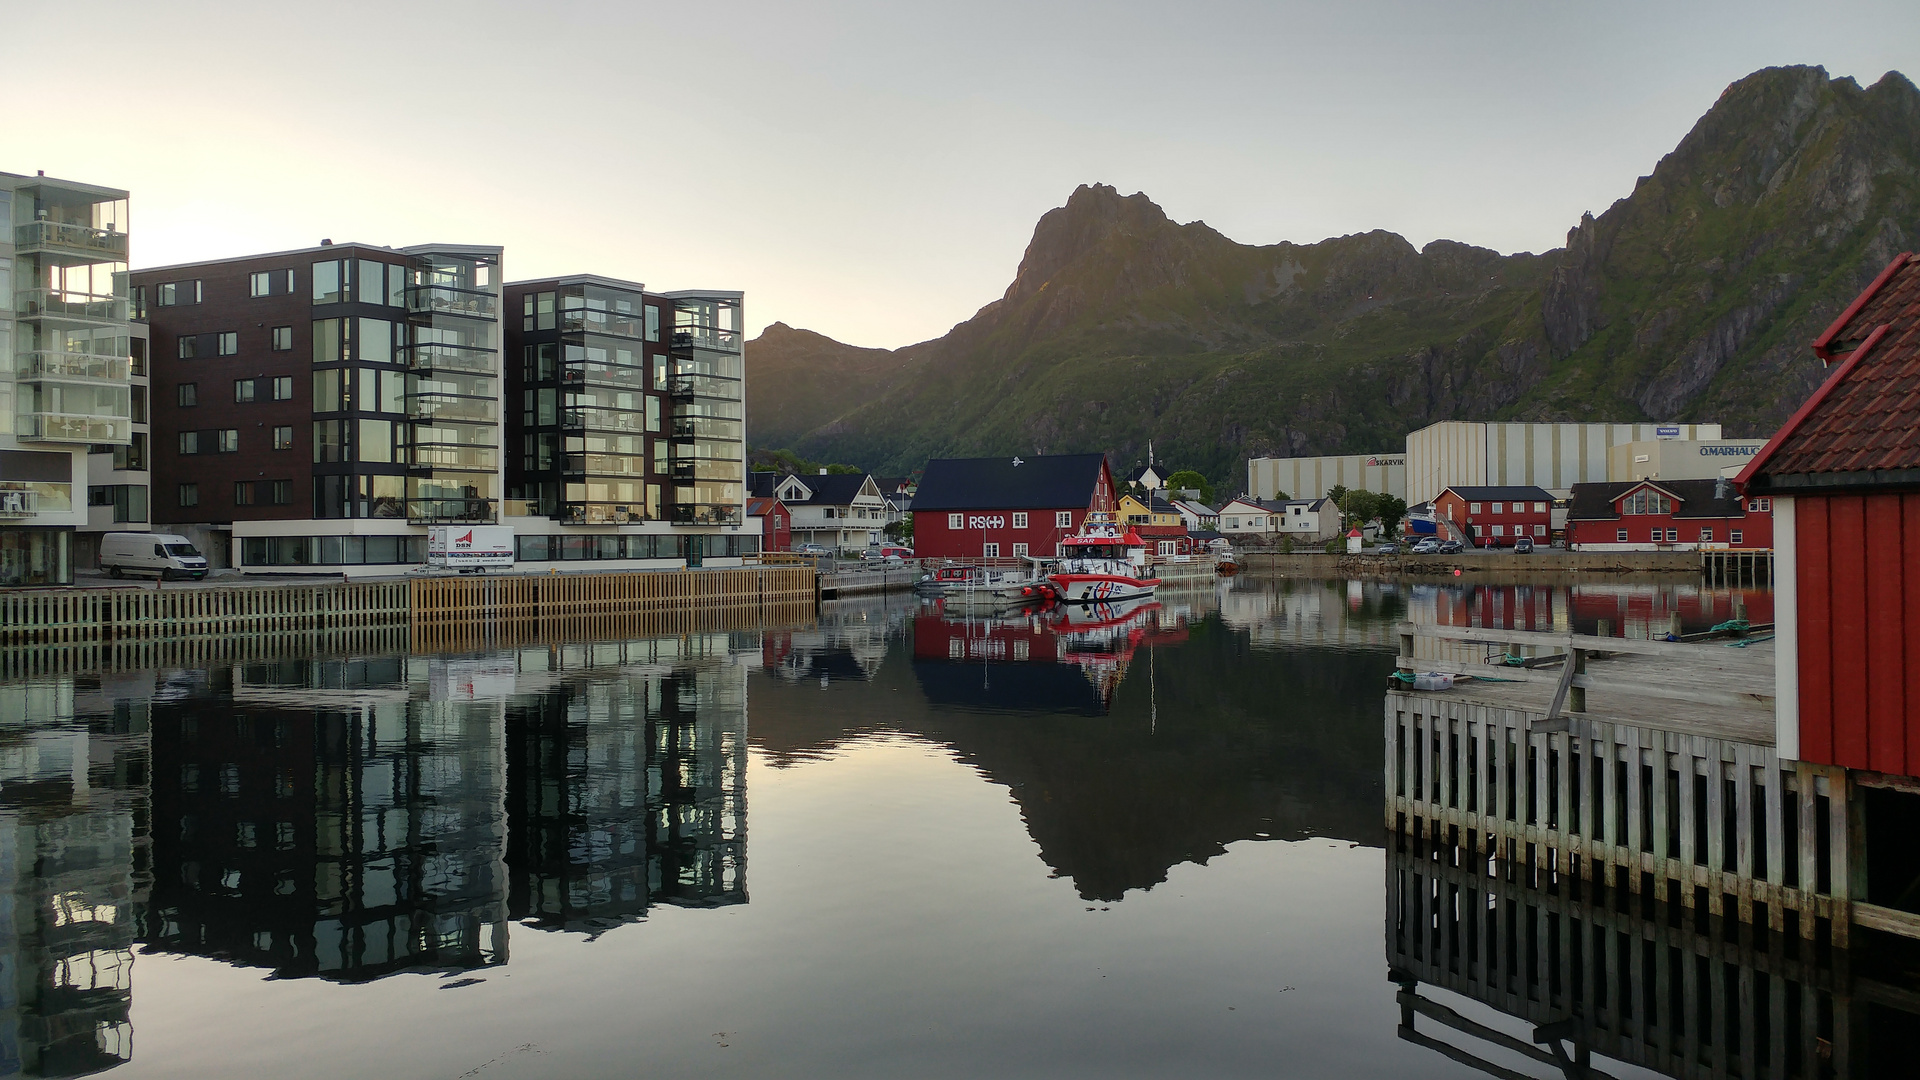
[1565,479,1773,550]
[1741,250,1920,780]
[911,454,1116,560]
[1434,486,1553,547]
[748,496,791,553]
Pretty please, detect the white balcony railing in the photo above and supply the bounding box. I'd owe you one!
[19,351,130,384]
[14,220,129,260]
[17,413,131,444]
[0,490,35,518]
[14,288,128,323]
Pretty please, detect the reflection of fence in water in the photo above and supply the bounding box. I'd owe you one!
[410,602,818,655]
[1386,839,1903,1080]
[1,626,414,680]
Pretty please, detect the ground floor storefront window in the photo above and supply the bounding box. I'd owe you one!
[0,528,72,587]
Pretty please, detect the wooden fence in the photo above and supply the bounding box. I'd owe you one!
[410,566,815,622]
[1,581,411,646]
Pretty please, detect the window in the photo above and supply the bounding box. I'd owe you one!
[130,337,147,377]
[177,383,197,407]
[1491,502,1504,514]
[1665,529,1678,542]
[312,369,342,411]
[234,482,255,506]
[217,429,239,453]
[156,282,177,307]
[1469,502,1482,514]
[1748,498,1771,512]
[983,543,1000,557]
[130,386,146,424]
[1056,511,1072,528]
[1616,528,1629,542]
[1471,525,1482,537]
[1622,491,1674,515]
[823,507,836,519]
[271,376,293,401]
[1012,543,1029,557]
[234,379,255,403]
[1011,511,1028,529]
[1731,530,1744,545]
[178,336,198,359]
[948,513,963,529]
[194,280,203,303]
[271,480,292,505]
[312,318,343,363]
[272,426,293,451]
[358,259,386,304]
[312,260,341,303]
[271,326,293,351]
[178,431,199,454]
[1492,525,1504,537]
[218,332,238,356]
[178,483,199,507]
[250,271,272,297]
[1700,528,1714,542]
[1650,527,1662,543]
[1534,502,1547,513]
[1534,524,1546,537]
[357,419,392,464]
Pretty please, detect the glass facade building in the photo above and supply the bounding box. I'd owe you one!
[0,172,135,586]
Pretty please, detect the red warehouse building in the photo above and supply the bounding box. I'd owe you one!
[1565,479,1773,551]
[1743,250,1920,779]
[1434,485,1553,547]
[911,454,1116,560]
[748,496,791,553]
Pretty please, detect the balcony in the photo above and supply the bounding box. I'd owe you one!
[20,351,130,384]
[670,328,742,354]
[407,396,497,423]
[14,220,130,261]
[669,503,743,527]
[14,288,128,324]
[18,413,132,445]
[408,498,498,525]
[0,490,35,519]
[407,285,497,319]
[404,344,495,375]
[560,309,646,339]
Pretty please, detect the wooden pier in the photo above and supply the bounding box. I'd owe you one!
[1702,548,1773,586]
[1387,621,1880,948]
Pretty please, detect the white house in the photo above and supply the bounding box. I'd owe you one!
[750,471,888,551]
[1171,499,1218,532]
[1216,497,1338,542]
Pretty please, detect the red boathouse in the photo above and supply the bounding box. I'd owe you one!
[911,454,1117,560]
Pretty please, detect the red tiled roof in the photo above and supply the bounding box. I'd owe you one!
[1742,252,1920,486]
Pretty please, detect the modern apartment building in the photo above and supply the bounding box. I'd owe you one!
[0,171,136,586]
[77,319,153,567]
[500,276,750,566]
[134,241,507,572]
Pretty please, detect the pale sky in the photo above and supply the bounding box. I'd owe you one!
[9,0,1916,349]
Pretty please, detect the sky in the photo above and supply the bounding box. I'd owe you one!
[8,0,1917,349]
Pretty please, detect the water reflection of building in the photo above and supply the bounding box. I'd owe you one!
[504,637,747,934]
[142,636,751,979]
[760,600,905,683]
[1385,838,1918,1078]
[911,597,1187,715]
[0,677,151,1077]
[1214,578,1406,650]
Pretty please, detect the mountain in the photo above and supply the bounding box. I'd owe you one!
[745,66,1920,484]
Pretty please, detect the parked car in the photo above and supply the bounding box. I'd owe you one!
[1410,538,1441,554]
[861,544,914,564]
[1512,536,1535,554]
[1437,539,1464,554]
[1374,542,1400,555]
[794,543,832,556]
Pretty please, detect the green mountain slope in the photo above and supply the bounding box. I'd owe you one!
[746,66,1920,483]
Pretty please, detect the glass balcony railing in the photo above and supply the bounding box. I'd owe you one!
[670,328,742,353]
[17,413,132,444]
[560,309,646,339]
[407,498,498,525]
[407,285,497,318]
[14,220,130,260]
[14,288,129,323]
[560,408,649,434]
[667,374,742,401]
[19,351,130,384]
[406,396,497,423]
[668,503,743,526]
[403,344,495,375]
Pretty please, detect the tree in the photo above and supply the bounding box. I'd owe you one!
[887,514,914,541]
[1376,494,1408,537]
[1326,484,1349,508]
[824,463,864,475]
[1338,489,1381,529]
[1164,469,1215,505]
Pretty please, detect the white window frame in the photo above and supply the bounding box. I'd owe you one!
[1492,525,1504,537]
[1534,524,1545,537]
[983,542,1000,558]
[1012,543,1029,557]
[948,513,963,529]
[1534,502,1547,513]
[1491,502,1504,514]
[1469,502,1482,514]
[1700,527,1714,542]
[1731,529,1744,544]
[1616,529,1629,542]
[1666,529,1678,542]
[1056,511,1072,528]
[1012,511,1028,529]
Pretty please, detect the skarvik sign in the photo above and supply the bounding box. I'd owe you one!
[968,515,1006,530]
[1365,456,1406,467]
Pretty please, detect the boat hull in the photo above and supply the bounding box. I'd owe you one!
[1048,573,1160,603]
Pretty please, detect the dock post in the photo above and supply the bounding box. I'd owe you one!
[1568,648,1586,714]
[1669,611,1683,640]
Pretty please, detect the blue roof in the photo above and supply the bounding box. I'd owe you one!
[913,453,1109,511]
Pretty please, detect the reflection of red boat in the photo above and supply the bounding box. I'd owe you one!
[911,595,1186,712]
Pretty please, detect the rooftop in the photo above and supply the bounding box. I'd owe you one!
[1441,485,1555,502]
[913,454,1108,512]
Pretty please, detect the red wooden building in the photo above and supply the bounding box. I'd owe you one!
[1741,250,1920,779]
[1565,479,1773,551]
[911,454,1116,560]
[1434,485,1554,547]
[748,496,791,553]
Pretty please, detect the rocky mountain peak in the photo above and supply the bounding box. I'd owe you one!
[1002,183,1179,304]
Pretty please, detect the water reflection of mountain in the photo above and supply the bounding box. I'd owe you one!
[141,637,749,982]
[0,677,150,1078]
[753,587,1396,901]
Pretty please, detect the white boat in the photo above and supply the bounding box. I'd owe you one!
[1048,513,1161,603]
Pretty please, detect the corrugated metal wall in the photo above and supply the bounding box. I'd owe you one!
[1794,492,1920,776]
[1404,422,1723,504]
[1246,454,1405,500]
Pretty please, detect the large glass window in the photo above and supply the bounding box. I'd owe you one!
[358,419,392,463]
[177,382,197,407]
[250,271,271,297]
[272,326,293,351]
[358,260,387,305]
[313,370,342,412]
[313,420,346,462]
[358,318,393,363]
[313,318,343,363]
[312,260,341,303]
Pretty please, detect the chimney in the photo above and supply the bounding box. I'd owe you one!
[818,468,828,475]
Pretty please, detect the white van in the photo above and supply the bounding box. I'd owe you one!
[99,532,210,580]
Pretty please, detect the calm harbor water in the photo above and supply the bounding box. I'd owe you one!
[0,576,1801,1078]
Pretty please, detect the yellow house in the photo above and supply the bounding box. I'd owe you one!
[1118,493,1182,529]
